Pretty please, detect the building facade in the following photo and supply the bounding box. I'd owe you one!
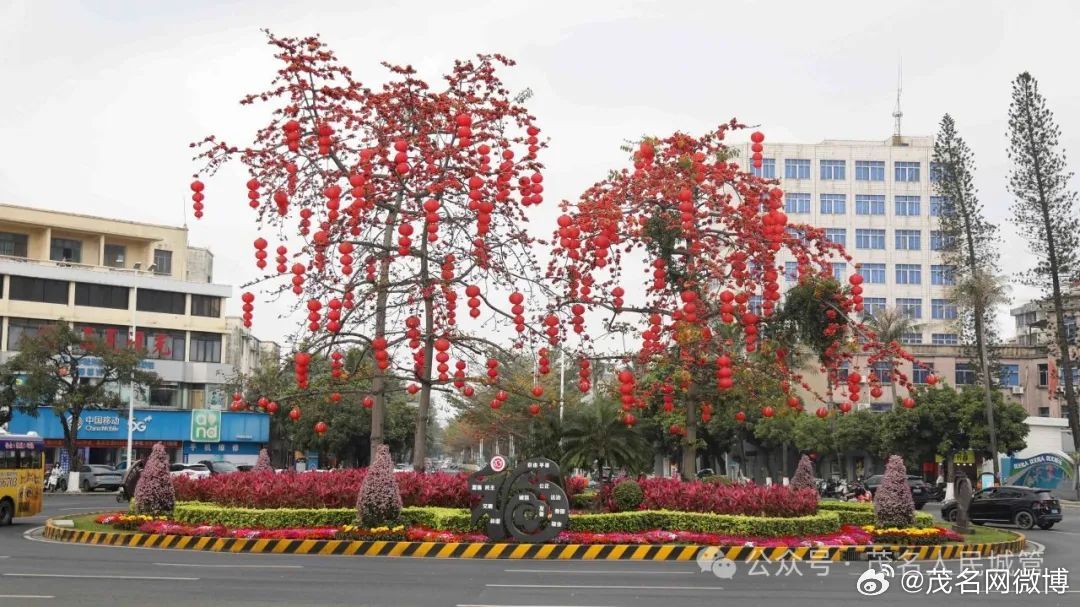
[224,316,281,376]
[736,135,955,345]
[0,204,269,465]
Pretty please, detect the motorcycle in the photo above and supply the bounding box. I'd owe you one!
[843,480,870,502]
[45,466,67,493]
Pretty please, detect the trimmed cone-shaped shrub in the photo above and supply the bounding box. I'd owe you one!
[874,455,915,528]
[356,444,402,527]
[791,455,815,492]
[252,448,273,473]
[134,442,175,515]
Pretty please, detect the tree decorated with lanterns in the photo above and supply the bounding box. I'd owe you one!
[189,32,559,468]
[546,125,920,479]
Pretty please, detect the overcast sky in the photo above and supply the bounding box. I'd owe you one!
[2,0,1079,346]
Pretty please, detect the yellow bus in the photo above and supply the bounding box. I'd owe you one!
[0,435,44,525]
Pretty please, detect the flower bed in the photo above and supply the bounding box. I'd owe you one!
[93,512,963,547]
[172,470,589,510]
[599,478,818,517]
[818,501,935,527]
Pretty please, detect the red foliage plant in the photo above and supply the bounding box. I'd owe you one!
[134,442,176,515]
[599,478,818,518]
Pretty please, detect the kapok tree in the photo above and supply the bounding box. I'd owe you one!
[547,124,915,479]
[189,32,555,468]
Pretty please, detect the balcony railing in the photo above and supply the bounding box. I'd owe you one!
[0,253,166,277]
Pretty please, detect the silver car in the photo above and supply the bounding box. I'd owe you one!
[79,464,123,492]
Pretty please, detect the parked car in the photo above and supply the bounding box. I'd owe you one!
[197,460,240,475]
[863,474,932,509]
[169,463,211,479]
[79,464,123,492]
[941,486,1063,530]
[394,463,413,473]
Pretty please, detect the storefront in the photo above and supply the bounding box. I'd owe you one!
[7,407,269,468]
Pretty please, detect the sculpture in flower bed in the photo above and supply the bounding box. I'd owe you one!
[874,455,916,528]
[790,455,815,492]
[600,478,818,517]
[133,442,175,515]
[252,448,273,473]
[356,444,402,527]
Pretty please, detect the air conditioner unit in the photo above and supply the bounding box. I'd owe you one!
[1011,386,1025,395]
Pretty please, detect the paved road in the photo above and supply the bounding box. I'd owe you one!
[0,495,1077,606]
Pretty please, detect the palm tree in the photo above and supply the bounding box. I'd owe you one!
[561,400,649,480]
[865,307,921,345]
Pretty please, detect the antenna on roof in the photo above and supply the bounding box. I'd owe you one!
[892,58,903,138]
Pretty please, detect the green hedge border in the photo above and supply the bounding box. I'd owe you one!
[818,501,935,527]
[173,502,842,537]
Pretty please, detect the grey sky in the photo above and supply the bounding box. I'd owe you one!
[2,0,1078,344]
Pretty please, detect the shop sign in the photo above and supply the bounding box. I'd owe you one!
[190,410,221,443]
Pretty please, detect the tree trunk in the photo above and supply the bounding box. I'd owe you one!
[974,307,1000,484]
[412,234,435,472]
[368,206,400,463]
[681,399,697,480]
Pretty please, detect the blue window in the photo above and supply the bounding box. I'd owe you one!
[752,158,776,179]
[749,295,763,315]
[856,229,885,250]
[859,263,886,284]
[901,333,923,345]
[897,298,922,319]
[931,265,956,285]
[895,229,921,250]
[929,196,947,216]
[820,160,846,180]
[871,361,892,384]
[930,230,955,251]
[895,161,920,182]
[785,193,810,214]
[824,228,847,247]
[784,262,799,282]
[785,159,811,180]
[913,363,935,384]
[856,194,886,215]
[855,161,885,181]
[932,299,958,320]
[863,297,886,315]
[929,162,943,182]
[999,364,1020,387]
[956,363,976,385]
[820,193,846,215]
[895,196,921,216]
[932,333,959,345]
[831,262,846,281]
[896,264,922,285]
[836,361,850,383]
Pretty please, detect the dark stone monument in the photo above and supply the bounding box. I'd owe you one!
[953,472,973,534]
[468,456,569,543]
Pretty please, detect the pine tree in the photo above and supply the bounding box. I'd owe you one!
[933,113,1006,482]
[1006,72,1080,454]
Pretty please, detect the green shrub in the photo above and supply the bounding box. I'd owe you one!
[818,500,873,512]
[567,510,840,536]
[173,502,480,531]
[571,491,598,510]
[611,480,644,512]
[818,501,933,527]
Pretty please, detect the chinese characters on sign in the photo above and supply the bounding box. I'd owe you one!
[468,457,569,543]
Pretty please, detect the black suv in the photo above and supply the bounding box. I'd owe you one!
[941,486,1063,530]
[863,474,932,509]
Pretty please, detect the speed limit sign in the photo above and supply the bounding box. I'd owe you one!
[489,455,507,472]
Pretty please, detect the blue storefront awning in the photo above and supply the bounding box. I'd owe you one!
[7,407,269,445]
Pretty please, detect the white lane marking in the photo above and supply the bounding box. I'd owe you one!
[0,556,9,559]
[485,584,722,591]
[504,569,692,575]
[4,573,199,581]
[154,563,303,569]
[0,595,54,599]
[1026,540,1046,554]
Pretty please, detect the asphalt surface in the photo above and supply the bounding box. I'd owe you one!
[0,494,1077,607]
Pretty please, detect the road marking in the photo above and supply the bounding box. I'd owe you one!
[0,556,9,559]
[154,563,304,569]
[4,573,199,581]
[486,584,723,591]
[504,569,692,575]
[0,596,54,599]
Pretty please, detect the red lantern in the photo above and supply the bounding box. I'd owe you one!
[902,397,916,409]
[926,374,938,386]
[762,406,775,418]
[815,407,829,418]
[528,403,541,416]
[362,396,375,409]
[734,411,746,423]
[314,421,328,434]
[839,402,852,413]
[531,386,544,397]
[288,407,301,421]
[266,401,279,414]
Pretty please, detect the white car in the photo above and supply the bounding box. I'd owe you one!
[169,463,211,479]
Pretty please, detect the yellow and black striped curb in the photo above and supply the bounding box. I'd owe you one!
[43,521,1024,561]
